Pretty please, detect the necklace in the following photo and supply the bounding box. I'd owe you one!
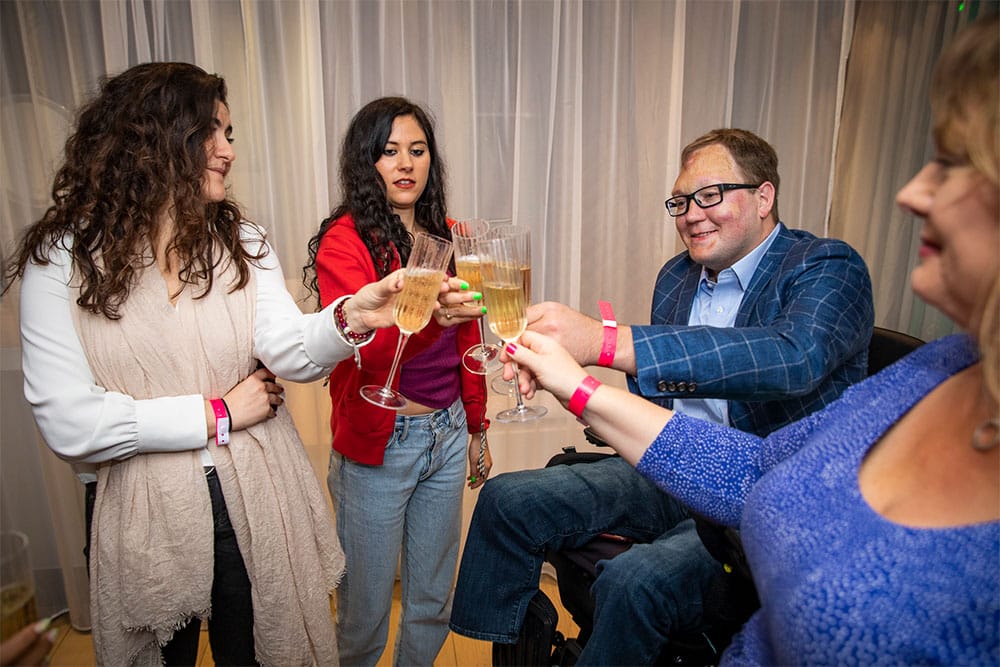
[971,418,1000,452]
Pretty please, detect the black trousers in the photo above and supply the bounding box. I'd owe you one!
[85,470,256,666]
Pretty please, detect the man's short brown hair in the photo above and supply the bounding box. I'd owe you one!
[681,128,781,222]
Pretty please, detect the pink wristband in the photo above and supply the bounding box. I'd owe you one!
[210,398,230,446]
[598,301,617,367]
[568,375,602,419]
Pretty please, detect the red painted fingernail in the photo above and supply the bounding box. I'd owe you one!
[505,343,517,355]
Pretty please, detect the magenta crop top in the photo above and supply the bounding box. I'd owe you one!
[399,325,462,409]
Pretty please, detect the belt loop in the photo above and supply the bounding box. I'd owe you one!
[428,406,448,435]
[437,404,451,431]
[397,414,410,441]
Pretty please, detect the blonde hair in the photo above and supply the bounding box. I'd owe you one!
[931,14,999,407]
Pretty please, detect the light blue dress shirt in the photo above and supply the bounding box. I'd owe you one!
[673,224,783,425]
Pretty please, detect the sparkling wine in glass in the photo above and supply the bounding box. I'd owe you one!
[452,219,502,374]
[480,234,547,422]
[360,232,453,409]
[488,224,533,395]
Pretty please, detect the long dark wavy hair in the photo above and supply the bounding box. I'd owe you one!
[2,62,264,319]
[304,97,450,305]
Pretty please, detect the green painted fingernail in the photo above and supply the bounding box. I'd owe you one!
[460,281,469,290]
[481,306,488,315]
[473,292,482,301]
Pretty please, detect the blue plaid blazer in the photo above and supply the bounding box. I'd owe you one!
[628,225,874,437]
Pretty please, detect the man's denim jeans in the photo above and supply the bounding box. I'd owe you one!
[450,455,721,665]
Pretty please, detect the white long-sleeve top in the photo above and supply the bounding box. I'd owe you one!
[20,226,355,477]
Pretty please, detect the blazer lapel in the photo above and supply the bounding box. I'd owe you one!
[735,226,793,327]
[654,257,702,326]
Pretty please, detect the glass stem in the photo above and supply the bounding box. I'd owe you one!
[382,333,409,395]
[510,359,527,410]
[476,318,488,355]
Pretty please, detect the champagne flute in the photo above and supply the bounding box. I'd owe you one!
[479,235,548,422]
[360,232,454,409]
[489,224,532,395]
[451,219,502,374]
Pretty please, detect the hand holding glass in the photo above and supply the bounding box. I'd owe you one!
[360,232,453,409]
[479,236,547,422]
[452,219,502,374]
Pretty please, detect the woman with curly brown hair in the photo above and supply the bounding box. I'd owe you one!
[5,63,462,667]
[303,97,490,666]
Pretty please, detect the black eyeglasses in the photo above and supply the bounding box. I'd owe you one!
[664,183,761,217]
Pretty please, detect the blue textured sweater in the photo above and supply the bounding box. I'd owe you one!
[637,334,998,665]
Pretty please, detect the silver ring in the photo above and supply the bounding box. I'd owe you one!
[445,310,453,320]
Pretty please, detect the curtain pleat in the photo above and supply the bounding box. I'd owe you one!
[828,0,967,339]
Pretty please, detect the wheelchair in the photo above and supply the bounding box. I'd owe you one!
[493,431,758,667]
[492,327,924,666]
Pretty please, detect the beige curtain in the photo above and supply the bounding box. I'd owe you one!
[829,0,969,339]
[0,0,968,629]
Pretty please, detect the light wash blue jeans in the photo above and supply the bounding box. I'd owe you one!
[328,398,467,667]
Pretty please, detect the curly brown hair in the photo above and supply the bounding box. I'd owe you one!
[3,62,264,319]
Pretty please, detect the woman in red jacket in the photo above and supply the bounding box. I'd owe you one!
[304,97,492,666]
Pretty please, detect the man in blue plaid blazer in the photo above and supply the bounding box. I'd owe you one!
[450,129,874,664]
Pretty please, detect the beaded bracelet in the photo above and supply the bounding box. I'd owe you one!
[332,296,375,369]
[333,297,375,344]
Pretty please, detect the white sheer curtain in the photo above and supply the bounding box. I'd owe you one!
[829,0,969,340]
[0,0,964,629]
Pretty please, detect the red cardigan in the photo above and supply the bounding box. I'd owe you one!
[316,214,487,465]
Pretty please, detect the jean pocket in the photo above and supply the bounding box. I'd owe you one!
[453,407,468,432]
[383,427,404,451]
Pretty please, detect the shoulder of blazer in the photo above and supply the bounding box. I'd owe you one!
[739,226,864,317]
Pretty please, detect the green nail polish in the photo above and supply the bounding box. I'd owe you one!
[481,306,488,315]
[473,292,483,301]
[460,281,469,290]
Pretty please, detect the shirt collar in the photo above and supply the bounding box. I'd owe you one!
[699,222,783,291]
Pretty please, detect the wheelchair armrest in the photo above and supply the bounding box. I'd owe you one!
[583,426,611,447]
